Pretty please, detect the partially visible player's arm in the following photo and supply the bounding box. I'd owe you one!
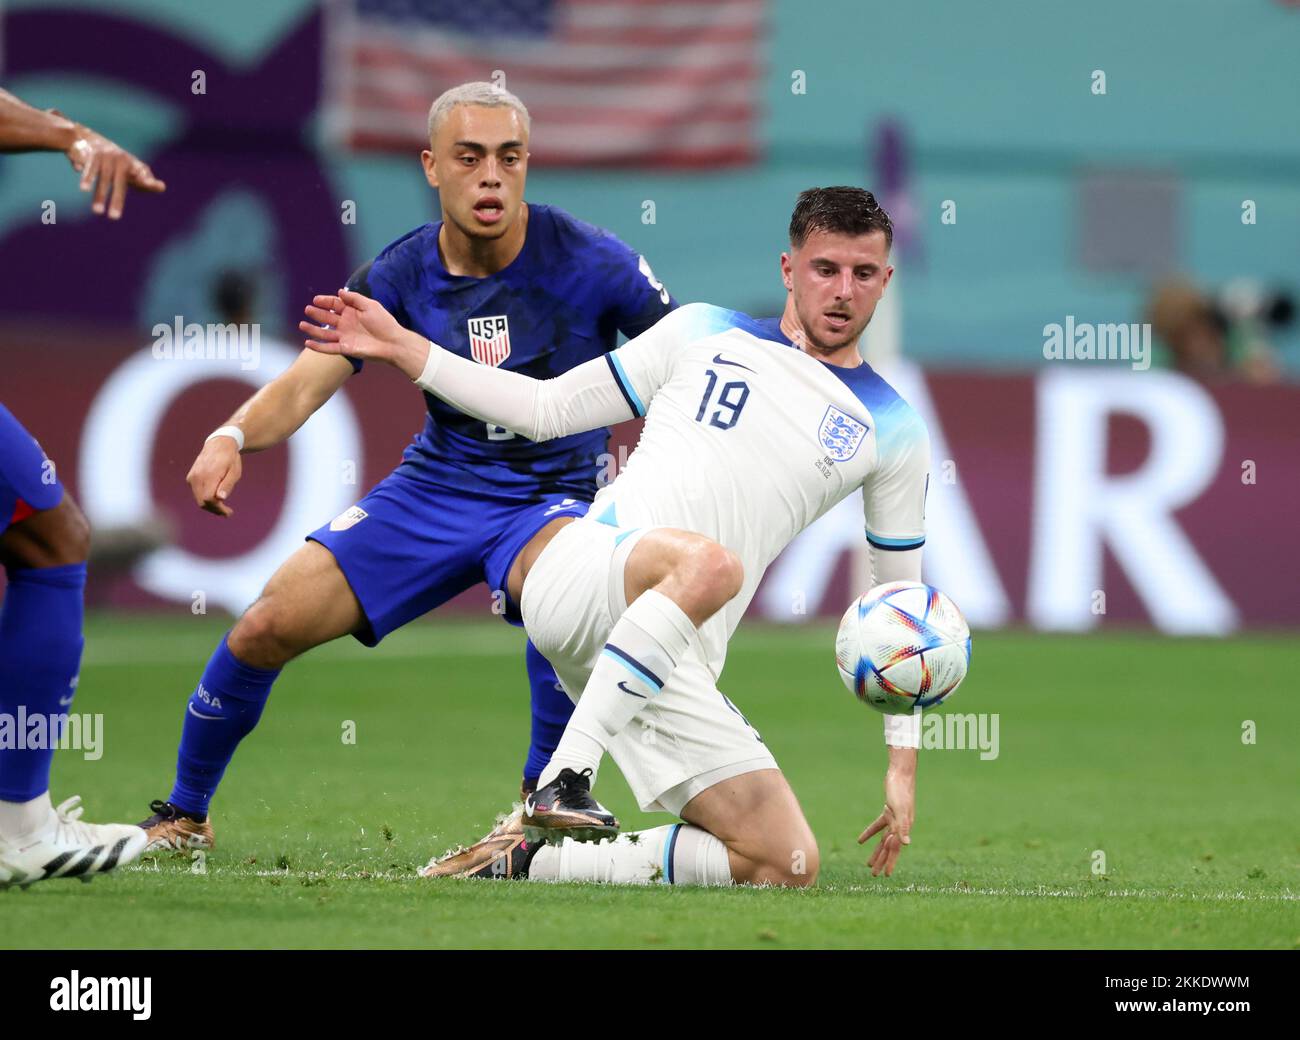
[872,547,925,751]
[301,289,685,441]
[856,406,931,877]
[221,350,355,451]
[0,88,164,218]
[413,342,637,441]
[858,744,917,877]
[604,240,677,338]
[0,89,77,152]
[862,407,931,749]
[186,350,354,516]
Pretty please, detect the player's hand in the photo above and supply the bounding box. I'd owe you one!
[64,122,165,219]
[857,745,917,877]
[186,435,242,517]
[300,289,427,378]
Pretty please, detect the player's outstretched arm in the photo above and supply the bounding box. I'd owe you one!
[859,407,931,876]
[187,350,354,517]
[0,88,165,219]
[861,538,923,877]
[302,290,649,441]
[858,745,917,877]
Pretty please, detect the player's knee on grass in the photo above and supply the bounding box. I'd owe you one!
[733,828,820,888]
[684,771,820,888]
[0,495,91,570]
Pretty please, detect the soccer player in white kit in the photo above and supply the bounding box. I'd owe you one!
[302,188,929,888]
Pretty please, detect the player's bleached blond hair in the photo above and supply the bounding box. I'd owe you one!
[427,81,531,144]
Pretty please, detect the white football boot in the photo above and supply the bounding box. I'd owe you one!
[0,795,148,889]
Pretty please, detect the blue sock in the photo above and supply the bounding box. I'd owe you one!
[0,563,85,803]
[522,640,574,788]
[169,636,279,817]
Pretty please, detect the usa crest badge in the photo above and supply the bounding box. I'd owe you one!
[818,406,869,462]
[467,315,511,366]
[329,505,368,532]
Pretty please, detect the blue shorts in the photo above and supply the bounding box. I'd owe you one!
[307,463,589,646]
[0,404,64,532]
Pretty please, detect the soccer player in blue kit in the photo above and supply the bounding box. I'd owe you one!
[0,88,165,886]
[140,82,676,852]
[0,408,152,885]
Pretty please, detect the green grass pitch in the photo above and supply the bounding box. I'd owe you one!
[2,614,1296,949]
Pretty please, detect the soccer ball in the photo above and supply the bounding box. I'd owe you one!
[835,581,971,714]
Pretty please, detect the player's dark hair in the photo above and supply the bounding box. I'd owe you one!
[788,186,893,250]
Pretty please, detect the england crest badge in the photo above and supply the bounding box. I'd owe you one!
[818,406,869,462]
[467,315,511,366]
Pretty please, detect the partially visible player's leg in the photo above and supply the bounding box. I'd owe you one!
[0,491,91,570]
[454,765,817,887]
[0,498,92,837]
[525,646,813,886]
[433,519,809,886]
[521,640,570,796]
[496,509,587,797]
[145,469,482,850]
[677,769,819,887]
[225,541,364,670]
[144,540,365,848]
[523,771,817,887]
[523,675,816,887]
[531,526,742,792]
[0,405,147,885]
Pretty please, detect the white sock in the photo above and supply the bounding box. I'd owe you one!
[538,590,696,789]
[0,791,53,841]
[527,823,733,886]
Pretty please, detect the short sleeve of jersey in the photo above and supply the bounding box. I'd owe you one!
[602,236,677,339]
[602,301,705,417]
[863,406,930,552]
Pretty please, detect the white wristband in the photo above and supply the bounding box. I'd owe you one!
[206,425,245,452]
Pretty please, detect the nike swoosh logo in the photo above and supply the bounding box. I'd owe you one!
[58,695,76,706]
[616,681,647,699]
[188,704,222,721]
[712,353,754,372]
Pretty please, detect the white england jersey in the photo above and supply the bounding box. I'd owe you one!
[419,301,931,677]
[590,304,929,669]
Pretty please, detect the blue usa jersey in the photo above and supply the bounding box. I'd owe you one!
[348,203,676,498]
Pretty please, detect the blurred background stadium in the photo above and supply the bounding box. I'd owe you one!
[2,0,1297,632]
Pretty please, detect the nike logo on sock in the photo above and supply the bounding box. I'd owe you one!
[616,681,648,699]
[187,704,222,721]
[711,353,754,372]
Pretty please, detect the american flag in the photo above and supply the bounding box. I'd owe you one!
[325,0,763,167]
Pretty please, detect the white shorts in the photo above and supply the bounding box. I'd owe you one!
[521,518,778,816]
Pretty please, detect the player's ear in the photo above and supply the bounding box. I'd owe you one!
[421,149,439,189]
[881,264,894,291]
[780,251,794,291]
